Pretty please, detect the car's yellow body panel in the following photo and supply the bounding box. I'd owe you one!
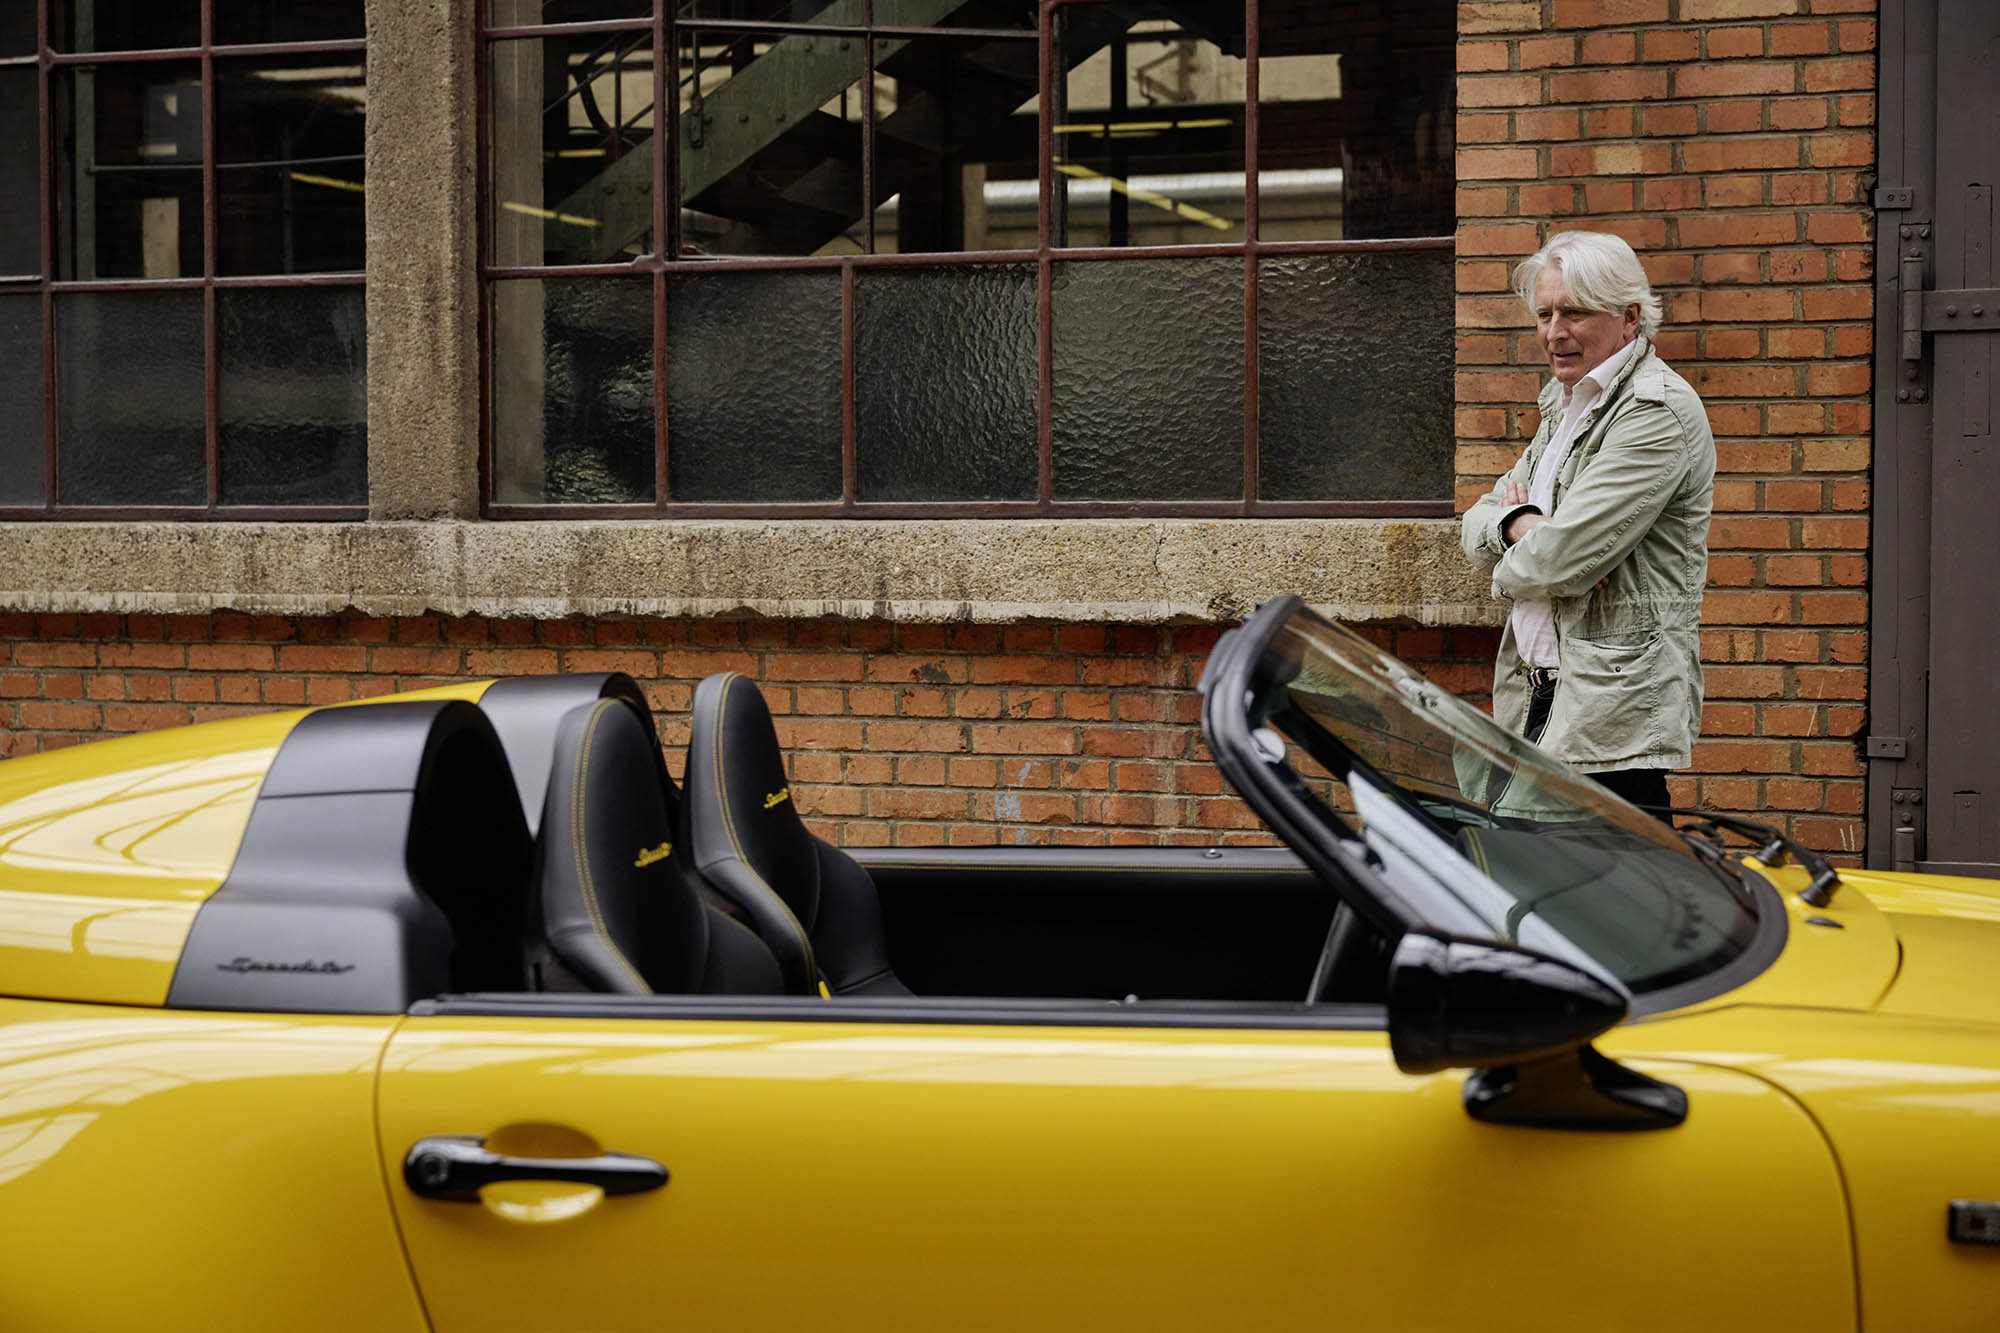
[0,711,301,1006]
[1615,1004,2000,1330]
[376,1015,1853,1333]
[0,999,428,1333]
[0,683,496,1007]
[1720,859,1900,1011]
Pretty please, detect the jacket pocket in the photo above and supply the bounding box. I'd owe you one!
[1542,632,1668,765]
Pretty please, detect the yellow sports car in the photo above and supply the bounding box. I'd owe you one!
[2,596,1996,1331]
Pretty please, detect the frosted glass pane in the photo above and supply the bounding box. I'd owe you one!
[1053,258,1241,500]
[0,295,44,505]
[56,291,204,505]
[1257,251,1451,501]
[219,287,366,505]
[855,265,1036,501]
[491,276,655,504]
[668,271,840,501]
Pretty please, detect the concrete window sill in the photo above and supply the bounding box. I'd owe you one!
[0,519,1498,626]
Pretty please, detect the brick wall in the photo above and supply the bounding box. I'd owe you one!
[1456,0,1876,860]
[0,611,1498,849]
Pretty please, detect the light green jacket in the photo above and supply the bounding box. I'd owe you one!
[1460,338,1715,772]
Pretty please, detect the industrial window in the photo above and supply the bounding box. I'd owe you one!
[484,0,1453,515]
[0,1,366,517]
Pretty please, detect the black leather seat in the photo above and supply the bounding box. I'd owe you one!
[535,696,783,995]
[681,671,909,997]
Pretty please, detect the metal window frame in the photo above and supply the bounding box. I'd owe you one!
[475,0,1456,519]
[0,0,369,522]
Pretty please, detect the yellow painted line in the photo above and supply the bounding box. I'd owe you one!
[500,200,602,229]
[1052,161,1231,231]
[288,171,365,194]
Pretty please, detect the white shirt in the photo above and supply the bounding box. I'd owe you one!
[1509,338,1639,668]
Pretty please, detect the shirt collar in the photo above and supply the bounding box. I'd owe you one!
[1563,336,1640,410]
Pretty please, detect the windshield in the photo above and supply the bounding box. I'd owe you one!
[1247,606,1760,995]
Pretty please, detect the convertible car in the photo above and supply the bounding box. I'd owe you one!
[1,596,1996,1331]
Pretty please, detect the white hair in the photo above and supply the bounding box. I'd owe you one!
[1513,231,1663,340]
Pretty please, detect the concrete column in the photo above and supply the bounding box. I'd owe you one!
[364,0,481,519]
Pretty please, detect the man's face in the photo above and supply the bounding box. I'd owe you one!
[1533,264,1640,388]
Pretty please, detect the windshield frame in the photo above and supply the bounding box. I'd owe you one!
[1199,596,1787,1015]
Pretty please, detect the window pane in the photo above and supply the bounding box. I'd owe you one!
[855,265,1035,501]
[677,0,1033,28]
[0,7,35,56]
[678,29,862,258]
[667,271,840,502]
[489,33,656,267]
[1055,6,1245,248]
[216,54,366,275]
[867,32,1037,255]
[1257,251,1450,500]
[492,276,655,504]
[214,2,365,46]
[0,70,38,275]
[219,287,367,506]
[0,295,45,505]
[57,62,204,280]
[1258,2,1451,239]
[53,1,199,52]
[490,0,649,24]
[1053,257,1241,500]
[55,290,204,505]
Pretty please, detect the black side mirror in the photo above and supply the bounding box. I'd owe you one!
[1387,930,1687,1131]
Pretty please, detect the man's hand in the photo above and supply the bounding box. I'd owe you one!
[1500,480,1548,544]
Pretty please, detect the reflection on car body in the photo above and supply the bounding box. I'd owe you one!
[0,596,1997,1331]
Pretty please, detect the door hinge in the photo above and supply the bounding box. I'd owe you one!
[1865,735,1910,759]
[1876,186,1915,210]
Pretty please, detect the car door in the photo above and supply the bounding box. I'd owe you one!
[377,998,1854,1333]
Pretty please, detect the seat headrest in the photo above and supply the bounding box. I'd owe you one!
[537,697,708,995]
[684,671,821,920]
[480,672,661,837]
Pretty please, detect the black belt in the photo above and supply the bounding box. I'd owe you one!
[1524,665,1559,690]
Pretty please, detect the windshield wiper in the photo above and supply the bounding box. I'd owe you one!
[1646,807,1842,908]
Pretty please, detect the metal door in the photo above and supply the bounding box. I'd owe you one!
[1870,0,2000,875]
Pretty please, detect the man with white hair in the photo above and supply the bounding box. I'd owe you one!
[1461,230,1715,814]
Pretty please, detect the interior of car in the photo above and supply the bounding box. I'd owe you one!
[168,669,1365,1017]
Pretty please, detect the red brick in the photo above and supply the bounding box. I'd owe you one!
[1804,56,1874,93]
[1769,23,1832,55]
[1768,98,1831,131]
[1548,69,1670,103]
[1517,36,1577,69]
[1551,0,1669,23]
[1675,64,1794,98]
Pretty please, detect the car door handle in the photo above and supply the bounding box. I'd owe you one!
[403,1135,669,1203]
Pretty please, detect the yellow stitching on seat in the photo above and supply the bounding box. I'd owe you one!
[710,674,820,991]
[570,700,651,994]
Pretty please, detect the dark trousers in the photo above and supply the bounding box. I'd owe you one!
[1522,671,1673,822]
